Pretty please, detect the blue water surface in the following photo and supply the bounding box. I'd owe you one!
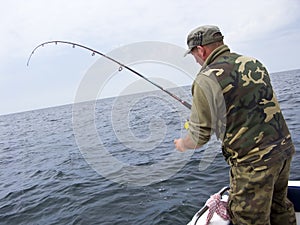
[0,69,299,225]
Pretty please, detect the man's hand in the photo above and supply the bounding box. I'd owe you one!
[174,135,200,152]
[174,138,187,152]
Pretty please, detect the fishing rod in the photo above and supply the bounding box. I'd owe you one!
[27,41,192,110]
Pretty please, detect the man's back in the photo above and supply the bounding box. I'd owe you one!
[202,47,295,166]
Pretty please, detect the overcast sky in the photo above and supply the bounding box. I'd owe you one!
[1,0,300,115]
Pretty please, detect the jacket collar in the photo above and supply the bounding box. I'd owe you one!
[200,45,230,71]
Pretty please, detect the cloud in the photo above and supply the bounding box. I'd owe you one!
[1,0,300,114]
[224,0,300,43]
[1,0,299,57]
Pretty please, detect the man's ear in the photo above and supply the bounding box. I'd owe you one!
[196,46,205,58]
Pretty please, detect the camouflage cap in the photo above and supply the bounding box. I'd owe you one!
[184,25,224,56]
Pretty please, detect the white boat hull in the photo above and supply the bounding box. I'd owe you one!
[188,181,300,225]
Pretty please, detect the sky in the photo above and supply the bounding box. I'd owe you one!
[1,0,300,115]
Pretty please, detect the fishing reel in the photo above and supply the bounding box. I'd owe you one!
[184,119,189,130]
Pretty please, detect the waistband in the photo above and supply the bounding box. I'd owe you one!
[228,145,295,168]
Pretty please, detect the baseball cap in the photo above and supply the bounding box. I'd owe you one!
[184,25,224,56]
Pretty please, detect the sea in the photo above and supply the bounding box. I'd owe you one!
[0,69,300,225]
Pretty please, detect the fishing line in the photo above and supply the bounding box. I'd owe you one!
[27,40,192,110]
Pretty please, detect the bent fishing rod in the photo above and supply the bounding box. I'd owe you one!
[27,41,192,110]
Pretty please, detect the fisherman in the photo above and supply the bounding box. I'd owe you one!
[174,25,296,225]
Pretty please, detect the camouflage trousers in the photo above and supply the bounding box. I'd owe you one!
[228,156,296,225]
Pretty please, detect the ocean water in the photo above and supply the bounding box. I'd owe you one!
[0,69,300,225]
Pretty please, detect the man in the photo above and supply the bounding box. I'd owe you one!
[174,25,296,225]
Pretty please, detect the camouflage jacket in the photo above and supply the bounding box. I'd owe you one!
[188,45,294,167]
